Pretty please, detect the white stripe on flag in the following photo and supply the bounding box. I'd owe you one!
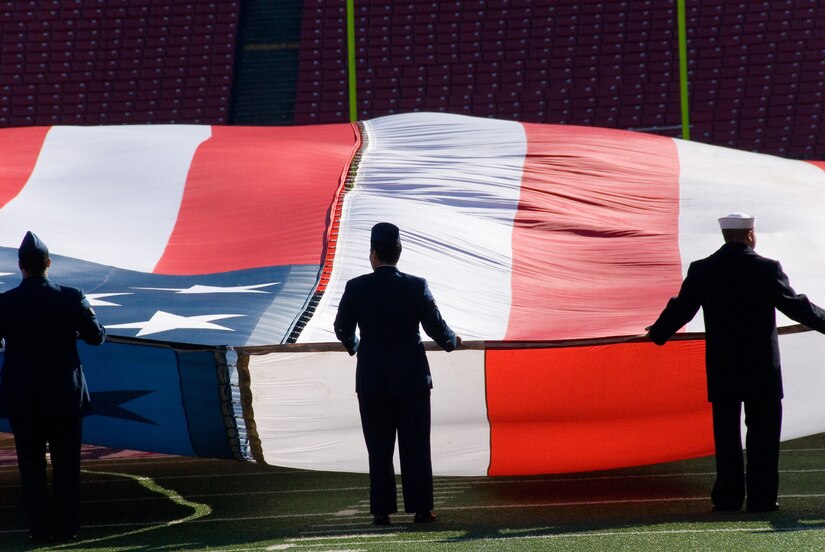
[249,351,365,473]
[249,349,489,476]
[780,331,825,442]
[675,140,825,331]
[429,349,490,476]
[0,125,211,273]
[299,112,526,342]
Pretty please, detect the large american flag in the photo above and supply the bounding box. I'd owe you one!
[3,113,825,476]
[0,123,359,346]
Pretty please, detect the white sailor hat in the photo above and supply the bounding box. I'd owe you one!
[718,212,755,230]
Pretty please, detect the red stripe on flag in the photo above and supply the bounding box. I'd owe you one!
[315,127,363,294]
[0,126,50,209]
[154,124,360,275]
[507,125,682,340]
[486,341,712,475]
[808,161,825,172]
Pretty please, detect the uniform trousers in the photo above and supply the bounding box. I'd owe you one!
[9,413,84,539]
[711,399,782,510]
[358,390,433,515]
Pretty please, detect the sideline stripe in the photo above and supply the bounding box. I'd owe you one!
[56,469,213,548]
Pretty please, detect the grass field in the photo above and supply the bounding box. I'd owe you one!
[2,432,825,551]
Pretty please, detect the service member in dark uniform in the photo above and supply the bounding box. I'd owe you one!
[0,231,106,543]
[334,222,461,525]
[647,213,825,512]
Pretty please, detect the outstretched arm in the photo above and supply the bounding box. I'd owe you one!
[419,280,459,352]
[774,262,825,333]
[647,264,702,345]
[77,291,106,346]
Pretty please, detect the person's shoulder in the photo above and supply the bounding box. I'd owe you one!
[703,243,759,265]
[2,282,26,300]
[56,283,83,299]
[751,251,777,264]
[396,271,430,296]
[718,246,782,279]
[691,254,711,267]
[345,272,374,290]
[396,269,426,285]
[688,254,713,271]
[0,287,20,314]
[349,272,374,283]
[752,253,781,275]
[738,247,778,269]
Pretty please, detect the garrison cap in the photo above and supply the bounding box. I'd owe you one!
[18,231,49,260]
[718,212,755,230]
[370,222,401,246]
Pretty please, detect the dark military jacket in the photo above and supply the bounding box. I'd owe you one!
[334,265,458,395]
[0,275,106,417]
[649,242,825,401]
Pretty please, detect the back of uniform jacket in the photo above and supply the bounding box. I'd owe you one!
[649,242,825,401]
[334,266,457,395]
[0,276,106,417]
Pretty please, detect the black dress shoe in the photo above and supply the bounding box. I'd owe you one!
[373,514,391,525]
[413,511,436,523]
[747,502,779,512]
[29,533,51,544]
[712,504,741,512]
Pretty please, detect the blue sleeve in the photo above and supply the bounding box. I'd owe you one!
[76,290,106,345]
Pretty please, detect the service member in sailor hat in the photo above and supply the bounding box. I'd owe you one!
[646,212,825,513]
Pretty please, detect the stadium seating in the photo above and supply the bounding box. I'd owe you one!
[293,0,824,159]
[0,0,239,127]
[1,1,822,159]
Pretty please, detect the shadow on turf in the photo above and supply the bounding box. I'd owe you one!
[429,508,825,547]
[427,469,825,546]
[4,437,825,550]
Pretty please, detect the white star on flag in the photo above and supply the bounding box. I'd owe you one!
[131,282,280,294]
[87,292,132,307]
[106,311,244,337]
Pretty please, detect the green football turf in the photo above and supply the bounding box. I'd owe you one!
[2,432,825,551]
